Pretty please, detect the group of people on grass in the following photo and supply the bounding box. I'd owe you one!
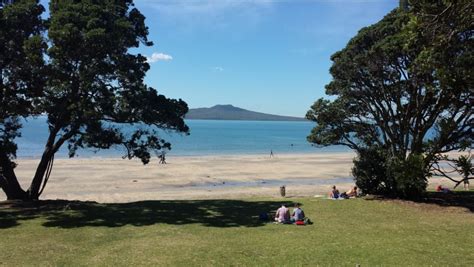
[274,203,308,225]
[329,185,359,199]
[271,181,469,226]
[272,185,360,225]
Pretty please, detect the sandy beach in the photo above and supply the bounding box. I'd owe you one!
[2,152,355,202]
[1,152,458,202]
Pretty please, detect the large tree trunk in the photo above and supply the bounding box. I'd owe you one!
[1,181,28,200]
[0,150,54,201]
[0,153,28,200]
[26,148,54,200]
[1,123,62,201]
[0,128,57,200]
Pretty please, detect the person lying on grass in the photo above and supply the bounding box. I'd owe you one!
[340,186,359,199]
[346,186,358,197]
[436,185,452,194]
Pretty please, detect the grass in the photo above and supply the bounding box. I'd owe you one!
[1,193,473,266]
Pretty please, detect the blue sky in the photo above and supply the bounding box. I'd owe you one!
[45,0,399,117]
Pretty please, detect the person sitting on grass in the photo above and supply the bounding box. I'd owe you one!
[436,185,451,193]
[291,203,305,222]
[329,185,340,199]
[274,204,290,223]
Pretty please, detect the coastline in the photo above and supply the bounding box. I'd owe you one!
[2,151,461,202]
[4,152,356,202]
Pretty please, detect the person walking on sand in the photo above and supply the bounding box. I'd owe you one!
[159,150,167,164]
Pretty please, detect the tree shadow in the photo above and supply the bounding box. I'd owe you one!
[0,199,296,229]
[412,191,474,212]
[365,191,474,213]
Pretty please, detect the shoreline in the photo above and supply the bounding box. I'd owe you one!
[4,152,357,202]
[2,152,462,203]
[14,149,351,160]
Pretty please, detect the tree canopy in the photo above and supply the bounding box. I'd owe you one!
[306,2,473,197]
[0,0,189,200]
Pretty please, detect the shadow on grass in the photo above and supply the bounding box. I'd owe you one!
[366,191,474,213]
[0,199,295,229]
[415,191,474,212]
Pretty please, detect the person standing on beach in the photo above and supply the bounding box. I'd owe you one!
[270,149,274,158]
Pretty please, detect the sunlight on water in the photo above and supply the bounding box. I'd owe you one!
[16,117,349,158]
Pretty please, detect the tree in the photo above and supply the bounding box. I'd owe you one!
[0,0,189,200]
[407,0,474,187]
[1,0,46,199]
[432,152,473,189]
[306,3,472,197]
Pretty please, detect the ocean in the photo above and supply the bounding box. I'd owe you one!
[15,117,349,158]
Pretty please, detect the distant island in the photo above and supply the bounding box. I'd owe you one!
[186,105,306,121]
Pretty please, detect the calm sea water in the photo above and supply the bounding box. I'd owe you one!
[15,117,349,158]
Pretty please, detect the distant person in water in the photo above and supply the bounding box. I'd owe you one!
[270,150,274,158]
[329,185,340,199]
[275,204,290,223]
[291,203,305,222]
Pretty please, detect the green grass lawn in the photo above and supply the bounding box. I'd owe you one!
[1,193,473,266]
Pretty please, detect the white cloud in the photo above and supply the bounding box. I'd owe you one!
[147,52,173,63]
[212,66,224,72]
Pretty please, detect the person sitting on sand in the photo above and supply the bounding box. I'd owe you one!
[291,203,305,222]
[329,185,340,199]
[275,204,290,223]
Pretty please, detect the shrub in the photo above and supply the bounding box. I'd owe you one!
[353,147,428,198]
[387,154,428,199]
[352,147,393,196]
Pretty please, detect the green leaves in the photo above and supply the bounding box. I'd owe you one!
[38,0,189,162]
[1,0,46,156]
[1,0,189,198]
[307,2,473,197]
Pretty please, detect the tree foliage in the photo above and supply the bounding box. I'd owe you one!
[0,0,189,200]
[307,2,473,197]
